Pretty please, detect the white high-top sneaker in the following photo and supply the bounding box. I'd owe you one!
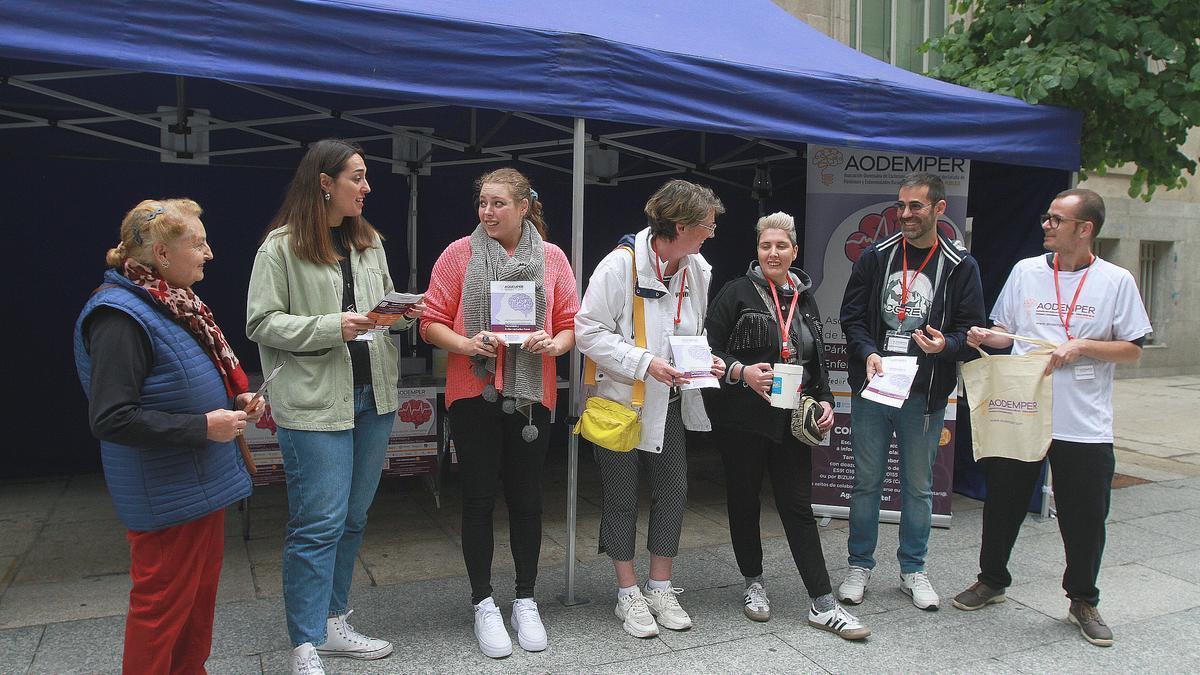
[316,610,393,660]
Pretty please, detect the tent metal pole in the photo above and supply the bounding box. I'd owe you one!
[407,173,419,350]
[559,116,589,607]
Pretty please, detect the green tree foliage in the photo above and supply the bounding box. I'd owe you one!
[927,0,1200,199]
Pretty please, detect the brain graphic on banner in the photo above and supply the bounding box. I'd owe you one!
[803,145,970,527]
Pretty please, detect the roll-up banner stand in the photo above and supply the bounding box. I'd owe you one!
[803,146,970,528]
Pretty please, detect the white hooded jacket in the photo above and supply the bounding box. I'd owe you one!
[575,227,712,453]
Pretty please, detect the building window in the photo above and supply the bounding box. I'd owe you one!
[850,0,947,73]
[1138,240,1170,345]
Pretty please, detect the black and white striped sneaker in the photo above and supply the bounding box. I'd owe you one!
[808,602,871,640]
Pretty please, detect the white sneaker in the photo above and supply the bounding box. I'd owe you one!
[838,566,871,605]
[510,598,548,652]
[291,642,326,675]
[808,602,871,640]
[900,571,941,610]
[614,588,660,638]
[316,610,393,660]
[743,582,770,622]
[644,584,692,630]
[473,597,513,658]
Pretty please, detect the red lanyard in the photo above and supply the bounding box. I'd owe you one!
[650,239,689,327]
[768,279,799,361]
[1053,253,1094,340]
[898,237,938,322]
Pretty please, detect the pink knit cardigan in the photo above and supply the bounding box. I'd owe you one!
[419,236,579,410]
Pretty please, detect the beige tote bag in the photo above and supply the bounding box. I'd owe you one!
[961,333,1058,463]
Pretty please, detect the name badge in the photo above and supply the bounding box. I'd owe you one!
[885,330,911,354]
[1074,364,1096,381]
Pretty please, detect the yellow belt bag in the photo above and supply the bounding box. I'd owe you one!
[574,247,646,452]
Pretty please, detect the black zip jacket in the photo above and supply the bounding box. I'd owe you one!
[839,231,985,414]
[704,264,834,443]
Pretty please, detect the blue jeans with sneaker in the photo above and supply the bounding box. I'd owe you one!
[847,392,945,574]
[278,384,393,647]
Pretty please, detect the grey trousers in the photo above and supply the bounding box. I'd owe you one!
[595,398,688,561]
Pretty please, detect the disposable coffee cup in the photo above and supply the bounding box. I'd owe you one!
[769,363,806,409]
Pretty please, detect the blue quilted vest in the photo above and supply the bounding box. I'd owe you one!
[73,269,251,531]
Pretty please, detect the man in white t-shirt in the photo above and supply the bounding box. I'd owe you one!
[950,188,1151,648]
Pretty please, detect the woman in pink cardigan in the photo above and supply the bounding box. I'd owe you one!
[421,167,578,658]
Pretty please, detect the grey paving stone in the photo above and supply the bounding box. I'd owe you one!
[1107,483,1200,522]
[777,597,1066,674]
[928,657,1025,675]
[0,480,65,518]
[27,614,124,675]
[51,475,121,524]
[0,624,42,675]
[0,512,45,559]
[1006,563,1200,627]
[0,574,131,629]
[205,653,263,674]
[594,634,823,674]
[1122,510,1200,544]
[1141,549,1200,586]
[208,598,289,658]
[13,519,129,584]
[216,540,256,606]
[996,606,1200,672]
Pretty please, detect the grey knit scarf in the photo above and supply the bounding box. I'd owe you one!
[463,220,547,404]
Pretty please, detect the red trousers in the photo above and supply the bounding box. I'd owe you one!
[123,508,226,675]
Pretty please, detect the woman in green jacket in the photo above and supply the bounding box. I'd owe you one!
[246,139,422,675]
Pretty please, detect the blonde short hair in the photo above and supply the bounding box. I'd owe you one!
[755,211,797,245]
[106,198,201,267]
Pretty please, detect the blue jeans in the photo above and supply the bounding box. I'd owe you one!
[278,385,392,647]
[847,393,945,574]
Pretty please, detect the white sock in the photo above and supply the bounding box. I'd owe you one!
[618,584,640,599]
[646,578,671,592]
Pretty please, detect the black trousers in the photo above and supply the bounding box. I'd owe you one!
[449,396,551,605]
[712,428,832,599]
[978,440,1115,606]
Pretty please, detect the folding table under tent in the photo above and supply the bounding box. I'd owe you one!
[1,0,1082,602]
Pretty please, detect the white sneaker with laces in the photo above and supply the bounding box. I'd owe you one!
[291,642,326,675]
[614,589,660,638]
[509,598,548,652]
[316,610,393,660]
[808,602,871,640]
[473,597,513,658]
[644,585,692,630]
[838,566,871,605]
[900,571,941,610]
[743,582,770,622]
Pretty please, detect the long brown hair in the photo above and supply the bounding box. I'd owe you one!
[473,167,547,240]
[263,139,382,264]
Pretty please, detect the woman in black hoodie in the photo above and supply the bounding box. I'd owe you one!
[704,212,868,640]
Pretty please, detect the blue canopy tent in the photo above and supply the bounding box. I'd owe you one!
[1,0,1080,600]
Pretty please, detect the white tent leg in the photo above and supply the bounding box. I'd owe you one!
[407,174,419,350]
[559,117,589,607]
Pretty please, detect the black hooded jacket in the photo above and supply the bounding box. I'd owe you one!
[704,263,834,443]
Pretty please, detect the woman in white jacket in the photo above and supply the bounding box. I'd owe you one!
[575,179,725,638]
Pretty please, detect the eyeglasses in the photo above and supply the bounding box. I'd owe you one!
[1040,213,1088,229]
[893,201,932,213]
[694,221,717,233]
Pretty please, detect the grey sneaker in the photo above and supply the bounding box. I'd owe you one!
[1068,600,1114,647]
[952,581,1006,611]
[838,566,871,605]
[743,582,770,622]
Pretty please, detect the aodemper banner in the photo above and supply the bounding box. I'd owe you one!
[802,145,970,527]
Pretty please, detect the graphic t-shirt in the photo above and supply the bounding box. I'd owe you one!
[991,255,1151,443]
[878,241,943,351]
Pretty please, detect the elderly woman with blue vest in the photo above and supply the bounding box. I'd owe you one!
[247,139,422,675]
[575,179,725,639]
[74,198,261,674]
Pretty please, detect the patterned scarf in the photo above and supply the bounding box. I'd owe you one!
[463,220,547,404]
[122,259,249,398]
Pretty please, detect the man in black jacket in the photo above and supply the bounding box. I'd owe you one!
[836,172,985,611]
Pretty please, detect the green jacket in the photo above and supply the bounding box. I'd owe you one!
[246,227,410,431]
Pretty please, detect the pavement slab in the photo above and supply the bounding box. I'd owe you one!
[595,634,823,674]
[1140,548,1200,586]
[1006,563,1200,627]
[27,613,125,675]
[0,624,43,675]
[0,572,132,629]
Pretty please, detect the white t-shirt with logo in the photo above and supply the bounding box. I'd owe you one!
[991,255,1151,443]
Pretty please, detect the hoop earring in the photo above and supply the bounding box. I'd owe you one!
[323,192,331,202]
